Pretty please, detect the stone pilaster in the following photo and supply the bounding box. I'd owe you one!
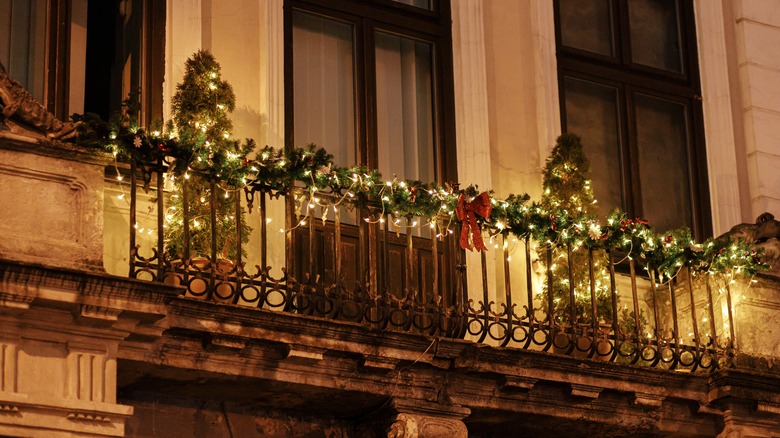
[0,259,177,437]
[716,400,780,438]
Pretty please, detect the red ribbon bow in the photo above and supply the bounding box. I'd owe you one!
[456,192,493,251]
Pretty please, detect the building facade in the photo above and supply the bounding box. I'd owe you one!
[2,0,780,436]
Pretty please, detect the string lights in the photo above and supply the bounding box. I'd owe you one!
[73,55,768,285]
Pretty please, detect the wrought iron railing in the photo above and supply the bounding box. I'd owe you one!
[124,159,737,372]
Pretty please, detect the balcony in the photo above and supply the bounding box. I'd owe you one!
[103,149,760,376]
[2,111,780,437]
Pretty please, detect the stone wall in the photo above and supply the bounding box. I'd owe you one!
[0,135,109,272]
[124,397,350,438]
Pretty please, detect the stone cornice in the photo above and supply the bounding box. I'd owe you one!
[165,297,458,368]
[708,368,780,405]
[112,293,780,435]
[0,134,111,166]
[0,258,181,310]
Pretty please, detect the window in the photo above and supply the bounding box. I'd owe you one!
[285,0,456,182]
[0,0,47,102]
[0,0,68,117]
[555,0,711,239]
[284,0,457,299]
[85,0,165,124]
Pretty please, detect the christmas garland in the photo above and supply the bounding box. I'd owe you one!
[75,114,767,282]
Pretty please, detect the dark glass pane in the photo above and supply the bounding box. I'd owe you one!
[375,32,434,237]
[628,0,682,72]
[293,11,356,167]
[558,0,614,57]
[635,94,691,231]
[563,77,623,214]
[375,31,435,183]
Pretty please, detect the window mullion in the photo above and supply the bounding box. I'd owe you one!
[361,18,378,170]
[622,84,640,219]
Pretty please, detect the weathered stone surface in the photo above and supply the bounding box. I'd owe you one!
[0,259,178,437]
[0,136,109,272]
[124,398,350,438]
[5,259,780,436]
[0,61,78,140]
[732,275,780,361]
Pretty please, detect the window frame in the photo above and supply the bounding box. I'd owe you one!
[283,0,457,183]
[554,0,712,239]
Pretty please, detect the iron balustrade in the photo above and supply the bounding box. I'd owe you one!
[126,158,736,372]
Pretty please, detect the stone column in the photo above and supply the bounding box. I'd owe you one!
[730,1,780,217]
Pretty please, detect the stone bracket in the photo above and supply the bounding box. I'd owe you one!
[80,305,122,321]
[0,292,33,312]
[207,334,247,351]
[570,383,603,399]
[286,345,326,363]
[757,401,780,415]
[362,355,399,372]
[502,376,537,391]
[634,392,666,407]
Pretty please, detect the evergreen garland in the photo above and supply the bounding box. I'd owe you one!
[73,60,768,282]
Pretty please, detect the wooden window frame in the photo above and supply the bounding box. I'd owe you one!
[554,0,712,240]
[283,0,457,183]
[282,0,461,305]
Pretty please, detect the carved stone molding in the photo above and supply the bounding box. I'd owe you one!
[207,334,247,351]
[0,405,19,414]
[286,345,326,363]
[0,292,33,311]
[387,412,468,438]
[570,383,603,399]
[0,391,132,437]
[503,375,538,391]
[66,412,112,422]
[756,401,780,416]
[362,355,399,372]
[634,392,666,407]
[0,61,78,140]
[387,399,470,438]
[80,305,122,321]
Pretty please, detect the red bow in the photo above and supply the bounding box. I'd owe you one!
[456,192,492,251]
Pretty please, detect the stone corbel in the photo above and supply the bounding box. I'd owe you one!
[756,401,780,415]
[570,383,603,399]
[206,334,247,351]
[634,392,666,407]
[502,375,537,391]
[79,304,122,322]
[362,355,399,372]
[285,345,326,363]
[0,292,33,312]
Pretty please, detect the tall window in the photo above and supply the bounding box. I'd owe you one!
[0,0,69,117]
[285,0,456,183]
[85,0,165,124]
[285,0,456,299]
[555,0,711,239]
[0,0,47,102]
